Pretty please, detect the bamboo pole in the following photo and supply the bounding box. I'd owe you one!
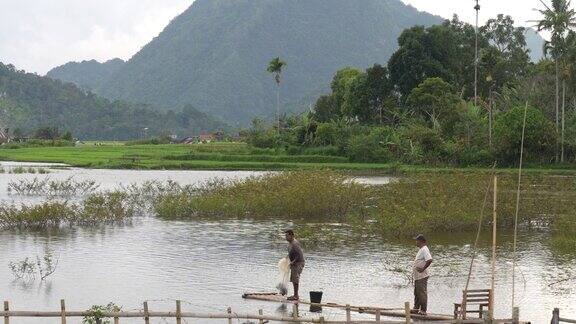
[376,310,381,323]
[490,176,497,319]
[176,300,181,324]
[346,304,351,323]
[0,309,528,324]
[293,303,299,319]
[143,302,149,324]
[404,302,411,324]
[512,307,519,324]
[3,301,8,324]
[227,307,232,324]
[259,309,264,324]
[60,300,66,324]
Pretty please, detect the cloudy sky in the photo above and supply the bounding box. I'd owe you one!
[0,0,548,75]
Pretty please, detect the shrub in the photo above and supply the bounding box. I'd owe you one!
[154,171,372,220]
[493,106,556,165]
[377,172,576,237]
[346,127,394,163]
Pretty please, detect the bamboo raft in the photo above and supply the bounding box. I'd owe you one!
[242,292,454,321]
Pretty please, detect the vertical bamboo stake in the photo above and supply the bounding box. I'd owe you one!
[319,316,325,324]
[3,301,9,324]
[512,307,519,324]
[404,302,411,324]
[483,310,491,324]
[114,315,119,324]
[552,308,560,324]
[258,309,264,324]
[292,303,299,319]
[375,309,381,323]
[143,302,149,324]
[345,304,351,323]
[227,307,232,324]
[176,300,182,324]
[60,299,67,324]
[490,176,497,319]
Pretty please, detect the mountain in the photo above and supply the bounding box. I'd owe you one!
[47,58,125,91]
[48,0,444,125]
[525,28,546,62]
[0,62,227,140]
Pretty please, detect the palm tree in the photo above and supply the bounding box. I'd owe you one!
[534,0,576,162]
[267,57,287,133]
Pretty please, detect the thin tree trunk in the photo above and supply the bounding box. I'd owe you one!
[561,79,566,163]
[555,59,560,163]
[276,83,280,134]
[489,89,493,150]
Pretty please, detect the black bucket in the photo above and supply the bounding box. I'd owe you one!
[310,291,323,304]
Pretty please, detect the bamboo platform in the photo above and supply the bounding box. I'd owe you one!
[242,292,454,321]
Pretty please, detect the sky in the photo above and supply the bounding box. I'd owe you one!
[0,0,549,75]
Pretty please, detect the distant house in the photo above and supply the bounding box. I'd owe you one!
[180,136,197,144]
[199,134,217,143]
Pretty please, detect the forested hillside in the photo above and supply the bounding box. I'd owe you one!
[48,0,444,125]
[47,58,125,91]
[0,63,227,140]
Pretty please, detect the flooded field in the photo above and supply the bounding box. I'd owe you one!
[0,162,574,323]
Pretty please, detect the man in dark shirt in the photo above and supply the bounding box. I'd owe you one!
[285,229,305,301]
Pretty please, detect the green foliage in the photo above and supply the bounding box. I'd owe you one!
[155,171,371,220]
[378,172,576,236]
[0,191,134,229]
[83,303,121,324]
[346,127,394,162]
[406,77,463,134]
[0,63,227,140]
[313,95,340,122]
[493,106,557,164]
[47,59,125,91]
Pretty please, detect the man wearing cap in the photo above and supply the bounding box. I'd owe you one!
[413,234,433,315]
[285,229,305,301]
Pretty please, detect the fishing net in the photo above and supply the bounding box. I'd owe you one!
[276,257,290,295]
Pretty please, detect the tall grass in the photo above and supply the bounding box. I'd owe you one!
[377,172,576,236]
[0,192,134,229]
[154,171,372,220]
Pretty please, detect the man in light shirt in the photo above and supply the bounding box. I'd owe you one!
[413,234,433,315]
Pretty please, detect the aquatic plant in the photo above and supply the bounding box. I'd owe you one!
[0,192,134,229]
[83,303,121,324]
[9,247,58,282]
[377,172,576,236]
[7,177,99,196]
[154,171,372,220]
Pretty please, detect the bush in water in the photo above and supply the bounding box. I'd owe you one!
[154,171,372,220]
[377,172,576,237]
[0,192,134,229]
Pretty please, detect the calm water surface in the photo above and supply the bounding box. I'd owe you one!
[0,163,574,323]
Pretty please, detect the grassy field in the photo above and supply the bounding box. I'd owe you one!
[1,142,576,174]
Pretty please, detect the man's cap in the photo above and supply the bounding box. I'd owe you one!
[414,234,426,241]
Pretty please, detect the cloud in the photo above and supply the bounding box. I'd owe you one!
[0,0,193,74]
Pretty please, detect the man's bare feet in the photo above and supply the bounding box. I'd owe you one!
[287,296,299,301]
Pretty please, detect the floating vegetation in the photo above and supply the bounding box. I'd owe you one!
[7,177,99,197]
[0,192,134,229]
[154,171,372,220]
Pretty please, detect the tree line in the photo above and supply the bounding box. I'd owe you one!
[252,3,576,167]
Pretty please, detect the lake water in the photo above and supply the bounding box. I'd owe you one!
[0,162,574,323]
